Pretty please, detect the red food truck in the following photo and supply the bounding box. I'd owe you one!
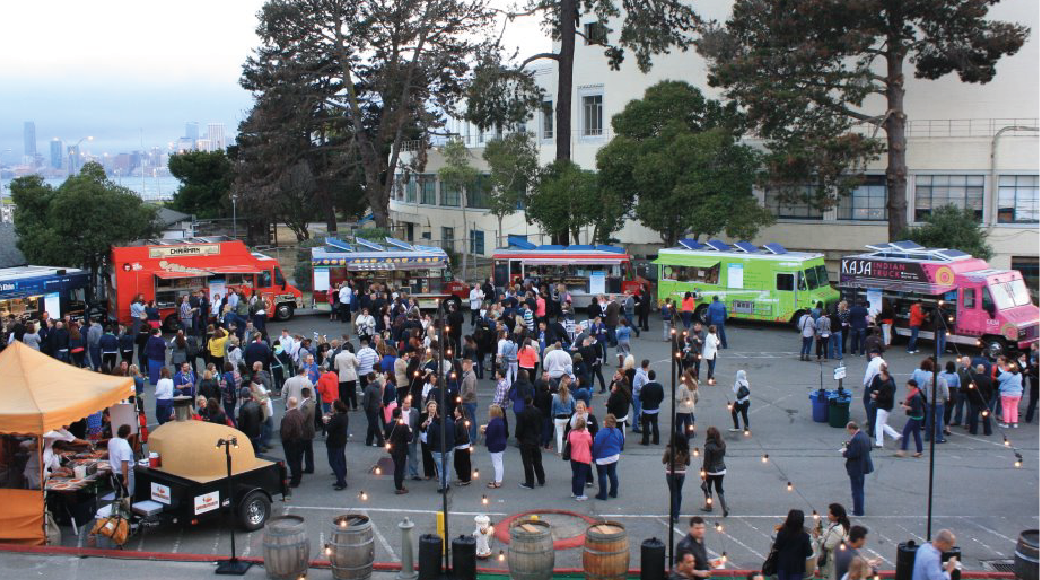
[108,237,303,330]
[840,241,1039,356]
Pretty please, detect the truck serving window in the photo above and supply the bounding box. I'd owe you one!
[777,273,794,291]
[662,263,719,284]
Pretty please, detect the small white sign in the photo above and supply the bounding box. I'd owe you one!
[589,272,606,295]
[194,491,221,515]
[833,366,847,380]
[150,482,171,505]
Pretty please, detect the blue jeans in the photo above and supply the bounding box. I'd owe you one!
[900,418,923,452]
[936,328,947,354]
[463,403,478,442]
[907,325,920,351]
[850,328,867,355]
[407,442,420,478]
[570,461,591,497]
[432,450,453,489]
[926,403,945,442]
[595,461,618,500]
[716,324,728,349]
[666,473,685,520]
[800,336,814,356]
[830,332,843,360]
[327,444,347,486]
[849,472,865,516]
[674,413,693,441]
[950,389,965,424]
[706,357,716,380]
[541,416,554,447]
[631,398,642,432]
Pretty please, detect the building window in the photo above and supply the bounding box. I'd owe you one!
[1012,256,1039,303]
[441,227,455,251]
[914,174,984,221]
[405,174,417,203]
[470,229,485,255]
[583,22,606,45]
[541,100,553,140]
[764,185,824,220]
[838,175,887,220]
[467,175,489,209]
[419,175,437,205]
[441,181,461,207]
[582,95,603,137]
[997,175,1039,223]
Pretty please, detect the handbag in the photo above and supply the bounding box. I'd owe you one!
[561,438,571,461]
[761,544,779,576]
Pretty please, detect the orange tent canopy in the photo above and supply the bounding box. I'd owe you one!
[0,342,134,435]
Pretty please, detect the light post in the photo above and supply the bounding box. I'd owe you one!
[215,436,251,575]
[231,192,238,239]
[926,300,950,540]
[69,136,93,174]
[668,327,678,571]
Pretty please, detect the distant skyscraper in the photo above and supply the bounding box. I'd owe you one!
[50,138,63,169]
[195,139,213,152]
[23,122,36,159]
[206,123,226,151]
[67,145,80,173]
[176,137,194,152]
[185,122,199,143]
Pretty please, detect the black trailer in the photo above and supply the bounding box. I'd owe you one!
[132,456,289,531]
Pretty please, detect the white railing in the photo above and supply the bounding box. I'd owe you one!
[853,118,1038,138]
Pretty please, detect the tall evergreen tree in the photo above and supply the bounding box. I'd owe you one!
[698,0,1029,240]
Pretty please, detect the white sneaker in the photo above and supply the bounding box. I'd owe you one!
[894,434,902,440]
[576,495,588,501]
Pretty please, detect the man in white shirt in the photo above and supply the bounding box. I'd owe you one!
[469,284,483,326]
[543,341,573,380]
[108,424,135,497]
[356,339,378,389]
[227,291,239,311]
[334,346,360,411]
[339,284,353,325]
[22,428,82,489]
[283,366,313,404]
[863,351,886,390]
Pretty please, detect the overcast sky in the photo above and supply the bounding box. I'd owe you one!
[0,0,548,163]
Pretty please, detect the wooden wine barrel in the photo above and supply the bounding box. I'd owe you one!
[584,522,629,580]
[508,518,554,580]
[1016,530,1039,580]
[262,515,310,580]
[330,515,376,580]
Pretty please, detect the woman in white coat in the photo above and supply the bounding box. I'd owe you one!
[703,325,720,385]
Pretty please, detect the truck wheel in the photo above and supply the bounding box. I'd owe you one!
[275,304,294,321]
[983,336,1007,358]
[239,491,271,531]
[695,305,709,325]
[163,315,179,334]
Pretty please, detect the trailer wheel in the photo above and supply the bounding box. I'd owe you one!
[239,491,271,531]
[983,336,1007,358]
[275,304,294,321]
[694,305,709,325]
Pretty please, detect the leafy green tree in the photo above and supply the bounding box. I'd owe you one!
[10,162,159,299]
[698,0,1029,240]
[903,205,993,261]
[596,81,772,247]
[168,150,232,219]
[526,160,596,244]
[703,0,1027,241]
[469,0,699,162]
[482,133,539,240]
[437,139,480,279]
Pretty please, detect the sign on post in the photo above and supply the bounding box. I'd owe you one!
[833,366,847,380]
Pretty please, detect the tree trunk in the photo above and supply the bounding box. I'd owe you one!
[556,0,576,163]
[884,37,908,242]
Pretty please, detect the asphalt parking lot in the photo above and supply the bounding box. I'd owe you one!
[53,313,1040,571]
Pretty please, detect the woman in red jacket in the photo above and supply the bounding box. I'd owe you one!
[567,418,594,501]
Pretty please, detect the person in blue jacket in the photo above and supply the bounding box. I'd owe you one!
[707,297,728,349]
[592,413,625,500]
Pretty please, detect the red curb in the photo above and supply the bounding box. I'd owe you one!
[491,509,600,550]
[0,544,1015,578]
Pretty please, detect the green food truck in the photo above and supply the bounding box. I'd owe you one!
[654,240,840,324]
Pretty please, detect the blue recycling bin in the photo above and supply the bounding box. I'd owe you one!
[810,390,830,423]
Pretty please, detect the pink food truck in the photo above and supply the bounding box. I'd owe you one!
[840,241,1039,356]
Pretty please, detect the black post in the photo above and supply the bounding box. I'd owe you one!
[926,303,945,541]
[216,436,251,575]
[438,301,450,574]
[668,328,677,571]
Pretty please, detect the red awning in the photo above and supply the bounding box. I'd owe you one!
[154,271,208,280]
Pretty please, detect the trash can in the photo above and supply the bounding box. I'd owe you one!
[810,390,830,423]
[828,393,852,428]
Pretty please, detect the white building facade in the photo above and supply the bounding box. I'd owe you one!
[388,1,1039,292]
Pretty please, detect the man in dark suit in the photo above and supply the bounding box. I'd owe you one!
[515,395,545,489]
[842,421,873,516]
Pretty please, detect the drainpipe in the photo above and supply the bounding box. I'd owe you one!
[989,125,1039,226]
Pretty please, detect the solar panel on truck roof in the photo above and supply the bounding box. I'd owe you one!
[706,239,732,251]
[384,237,415,251]
[866,243,894,252]
[762,243,788,255]
[890,240,925,250]
[353,237,385,251]
[596,245,625,253]
[734,241,758,253]
[678,239,704,250]
[325,237,353,252]
[936,249,970,259]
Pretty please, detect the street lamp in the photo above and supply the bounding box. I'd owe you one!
[215,436,251,575]
[231,192,238,239]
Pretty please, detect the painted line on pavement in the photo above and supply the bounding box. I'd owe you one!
[362,509,400,562]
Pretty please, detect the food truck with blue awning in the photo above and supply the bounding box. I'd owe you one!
[0,266,90,320]
[312,237,469,310]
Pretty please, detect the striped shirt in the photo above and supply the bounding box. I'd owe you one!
[356,347,378,375]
